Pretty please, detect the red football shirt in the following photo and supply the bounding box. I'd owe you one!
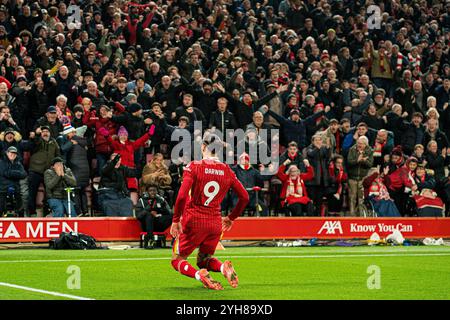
[173,158,249,224]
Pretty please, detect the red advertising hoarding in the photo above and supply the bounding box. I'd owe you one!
[0,217,449,243]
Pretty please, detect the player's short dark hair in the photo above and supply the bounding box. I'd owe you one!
[202,132,222,154]
[288,141,298,148]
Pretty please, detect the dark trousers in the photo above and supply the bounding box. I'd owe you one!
[287,202,314,216]
[138,213,173,236]
[389,189,409,217]
[0,190,23,216]
[309,185,327,215]
[74,186,88,215]
[28,171,44,215]
[134,148,144,177]
[96,153,109,177]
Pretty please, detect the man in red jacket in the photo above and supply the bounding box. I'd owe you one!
[385,156,418,216]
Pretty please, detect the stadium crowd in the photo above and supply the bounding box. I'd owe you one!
[0,0,449,222]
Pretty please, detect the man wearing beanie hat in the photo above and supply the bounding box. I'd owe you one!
[0,145,27,216]
[44,156,77,217]
[231,152,269,216]
[320,27,343,56]
[128,103,143,114]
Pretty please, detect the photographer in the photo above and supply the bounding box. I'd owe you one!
[135,184,173,249]
[97,153,135,217]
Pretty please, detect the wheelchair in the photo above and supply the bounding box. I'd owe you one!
[357,197,377,218]
[2,186,19,217]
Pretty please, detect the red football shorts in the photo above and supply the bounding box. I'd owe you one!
[173,216,222,257]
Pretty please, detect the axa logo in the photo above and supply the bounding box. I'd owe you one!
[318,221,343,235]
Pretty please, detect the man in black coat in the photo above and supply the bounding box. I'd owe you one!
[208,97,238,133]
[231,152,270,216]
[98,153,135,217]
[279,142,307,173]
[423,118,449,153]
[264,106,327,150]
[173,93,206,131]
[400,112,425,156]
[305,134,333,215]
[33,106,64,139]
[0,147,28,216]
[135,184,173,249]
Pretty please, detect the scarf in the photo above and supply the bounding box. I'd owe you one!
[373,140,386,157]
[376,178,391,200]
[286,177,303,198]
[396,52,404,70]
[329,162,344,195]
[408,53,421,72]
[240,163,250,170]
[369,174,391,200]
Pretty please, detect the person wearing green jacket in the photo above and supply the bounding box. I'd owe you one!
[347,136,374,216]
[44,157,77,217]
[28,126,61,216]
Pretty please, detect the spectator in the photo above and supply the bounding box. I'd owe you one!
[277,158,315,216]
[372,129,394,167]
[136,184,173,249]
[97,153,135,217]
[400,112,425,156]
[99,125,155,190]
[141,153,172,191]
[305,134,333,215]
[209,97,238,133]
[347,136,374,216]
[425,141,450,183]
[0,147,27,216]
[231,153,269,216]
[0,106,21,134]
[28,126,60,216]
[423,118,449,153]
[34,106,63,139]
[82,103,119,175]
[57,123,90,216]
[264,105,326,150]
[363,167,401,217]
[414,164,437,192]
[327,154,348,215]
[385,156,419,216]
[43,157,77,217]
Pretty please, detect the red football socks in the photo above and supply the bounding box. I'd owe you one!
[171,259,198,279]
[198,257,223,273]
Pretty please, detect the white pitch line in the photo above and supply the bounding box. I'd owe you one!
[1,252,450,264]
[0,282,95,300]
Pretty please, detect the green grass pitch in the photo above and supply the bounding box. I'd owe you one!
[0,246,449,300]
